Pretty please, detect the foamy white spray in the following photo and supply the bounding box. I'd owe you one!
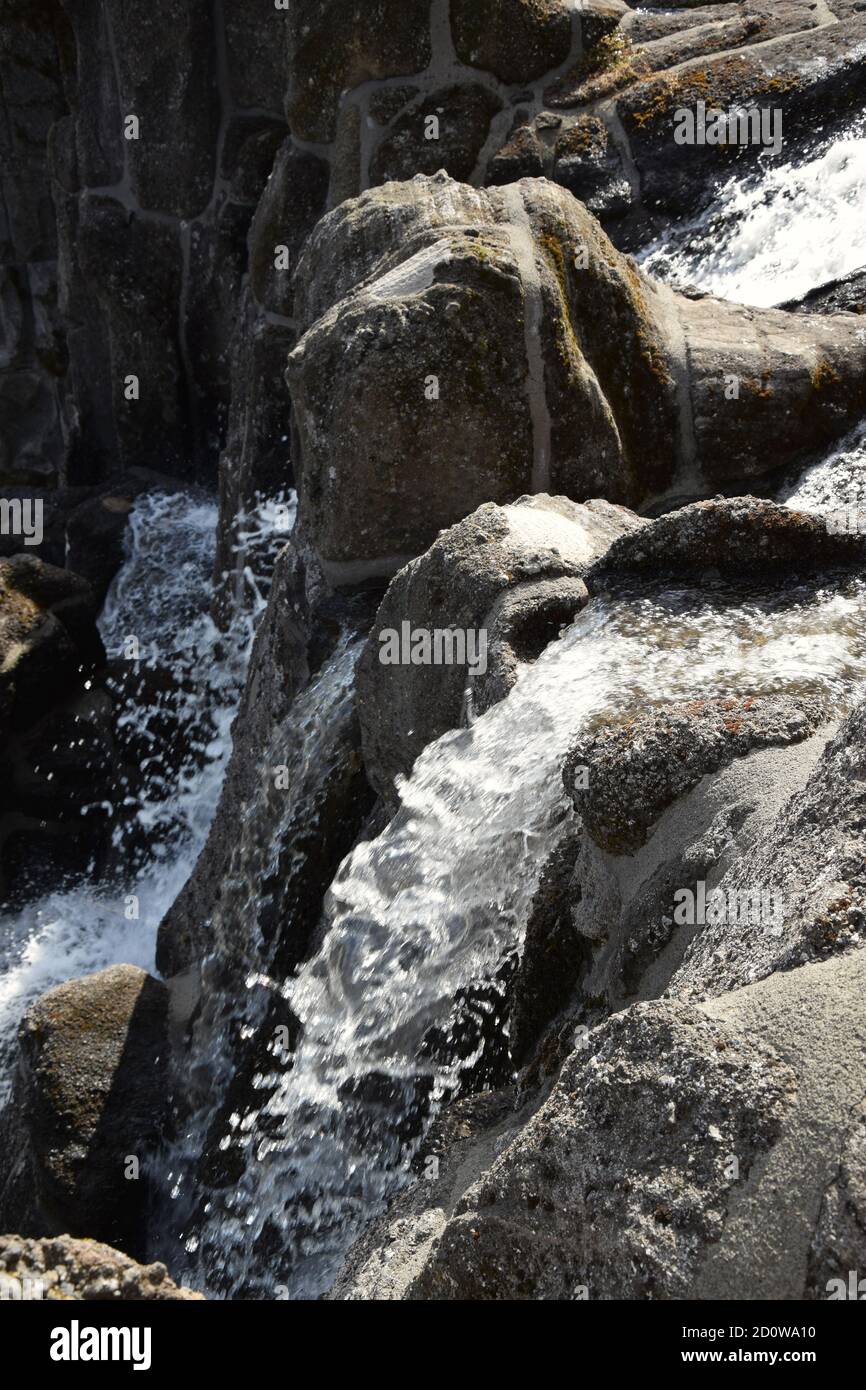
[0,489,292,1101]
[639,127,866,306]
[168,574,866,1298]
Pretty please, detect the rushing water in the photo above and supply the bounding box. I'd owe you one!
[153,119,866,1297]
[0,489,291,1102]
[780,420,866,520]
[3,105,865,1300]
[161,564,866,1299]
[639,125,866,306]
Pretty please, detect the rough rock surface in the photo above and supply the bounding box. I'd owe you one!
[565,695,827,855]
[673,695,866,999]
[0,965,169,1257]
[288,175,866,579]
[0,1234,202,1300]
[337,951,866,1300]
[807,1098,866,1299]
[338,996,798,1299]
[357,493,643,800]
[3,0,290,489]
[593,497,866,582]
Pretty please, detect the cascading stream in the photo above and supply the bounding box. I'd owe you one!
[0,489,292,1102]
[638,122,866,307]
[166,568,866,1299]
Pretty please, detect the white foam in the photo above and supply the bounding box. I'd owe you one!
[0,489,293,1103]
[639,129,866,307]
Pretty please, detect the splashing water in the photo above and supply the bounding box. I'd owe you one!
[166,572,866,1298]
[639,127,866,306]
[0,490,292,1101]
[779,420,866,521]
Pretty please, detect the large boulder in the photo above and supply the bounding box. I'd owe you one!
[287,174,866,584]
[0,966,170,1258]
[356,493,644,800]
[335,950,866,1300]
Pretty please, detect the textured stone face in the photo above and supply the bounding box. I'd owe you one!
[356,494,642,800]
[673,698,866,1000]
[0,965,169,1256]
[286,0,433,143]
[449,0,573,84]
[369,85,504,186]
[287,173,866,580]
[287,173,680,580]
[0,1234,202,1300]
[404,1000,796,1300]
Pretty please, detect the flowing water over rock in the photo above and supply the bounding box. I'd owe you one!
[638,124,866,306]
[0,490,289,1102]
[162,567,866,1299]
[780,421,866,520]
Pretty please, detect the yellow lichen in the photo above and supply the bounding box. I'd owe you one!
[811,357,840,391]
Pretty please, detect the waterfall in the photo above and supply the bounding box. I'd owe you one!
[0,489,291,1102]
[638,123,866,307]
[164,571,866,1298]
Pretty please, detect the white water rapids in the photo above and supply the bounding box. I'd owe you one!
[639,123,866,307]
[160,557,866,1299]
[0,489,292,1102]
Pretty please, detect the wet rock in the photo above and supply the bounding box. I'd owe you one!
[508,826,586,1067]
[616,18,866,230]
[328,1087,523,1301]
[673,694,866,999]
[0,966,169,1257]
[341,995,798,1299]
[157,542,375,977]
[394,949,866,1301]
[0,1234,202,1300]
[550,116,631,215]
[211,295,297,626]
[65,469,188,605]
[356,493,643,800]
[565,695,827,856]
[782,267,866,317]
[0,470,184,605]
[156,540,313,976]
[511,687,833,1065]
[593,498,866,583]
